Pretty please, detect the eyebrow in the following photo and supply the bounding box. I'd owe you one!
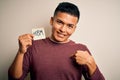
[56,18,75,26]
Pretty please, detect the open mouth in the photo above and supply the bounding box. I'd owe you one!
[57,31,66,38]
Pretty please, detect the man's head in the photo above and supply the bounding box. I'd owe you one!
[50,2,80,43]
[54,2,80,22]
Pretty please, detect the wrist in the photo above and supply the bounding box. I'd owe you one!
[17,49,25,55]
[18,47,27,54]
[86,56,97,76]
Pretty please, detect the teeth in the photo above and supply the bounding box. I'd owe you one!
[58,34,64,37]
[57,31,66,38]
[58,33,65,37]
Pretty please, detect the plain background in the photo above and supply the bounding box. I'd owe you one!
[0,0,120,80]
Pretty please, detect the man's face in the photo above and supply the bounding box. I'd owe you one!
[50,12,78,43]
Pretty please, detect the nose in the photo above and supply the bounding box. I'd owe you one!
[59,25,67,32]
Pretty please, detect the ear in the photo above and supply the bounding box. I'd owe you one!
[50,17,53,25]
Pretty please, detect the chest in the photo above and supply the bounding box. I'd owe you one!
[32,45,77,68]
[30,44,82,79]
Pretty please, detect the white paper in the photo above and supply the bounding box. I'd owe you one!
[32,28,46,40]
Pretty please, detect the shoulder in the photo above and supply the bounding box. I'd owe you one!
[70,40,86,47]
[25,38,49,55]
[70,40,89,51]
[27,38,49,50]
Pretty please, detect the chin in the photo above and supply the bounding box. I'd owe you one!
[52,34,68,42]
[55,38,64,42]
[55,37,68,42]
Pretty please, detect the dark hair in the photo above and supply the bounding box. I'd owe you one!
[54,2,80,21]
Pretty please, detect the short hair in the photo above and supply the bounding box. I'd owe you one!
[54,2,80,21]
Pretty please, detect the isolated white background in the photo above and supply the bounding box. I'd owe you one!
[0,0,120,80]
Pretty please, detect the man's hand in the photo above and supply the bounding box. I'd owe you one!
[8,34,34,79]
[18,34,33,54]
[74,50,97,76]
[74,50,91,65]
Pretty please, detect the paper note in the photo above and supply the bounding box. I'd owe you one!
[32,28,46,40]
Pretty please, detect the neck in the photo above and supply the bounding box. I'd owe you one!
[49,36,70,44]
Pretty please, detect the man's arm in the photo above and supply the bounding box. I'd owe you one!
[75,51,97,76]
[74,50,105,80]
[8,34,33,79]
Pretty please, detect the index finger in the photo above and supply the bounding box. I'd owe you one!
[28,34,34,38]
[25,34,34,39]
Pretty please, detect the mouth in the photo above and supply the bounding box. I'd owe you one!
[57,31,66,38]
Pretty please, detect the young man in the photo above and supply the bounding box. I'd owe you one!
[8,2,105,80]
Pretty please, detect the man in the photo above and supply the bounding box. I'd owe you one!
[8,2,105,80]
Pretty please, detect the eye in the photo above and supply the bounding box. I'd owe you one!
[56,20,64,25]
[67,24,74,29]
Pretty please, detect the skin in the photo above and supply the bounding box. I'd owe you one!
[8,12,96,79]
[50,12,77,43]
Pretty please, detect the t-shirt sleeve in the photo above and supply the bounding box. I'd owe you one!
[90,67,105,80]
[8,48,31,80]
[20,47,32,79]
[78,44,105,80]
[82,66,105,80]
